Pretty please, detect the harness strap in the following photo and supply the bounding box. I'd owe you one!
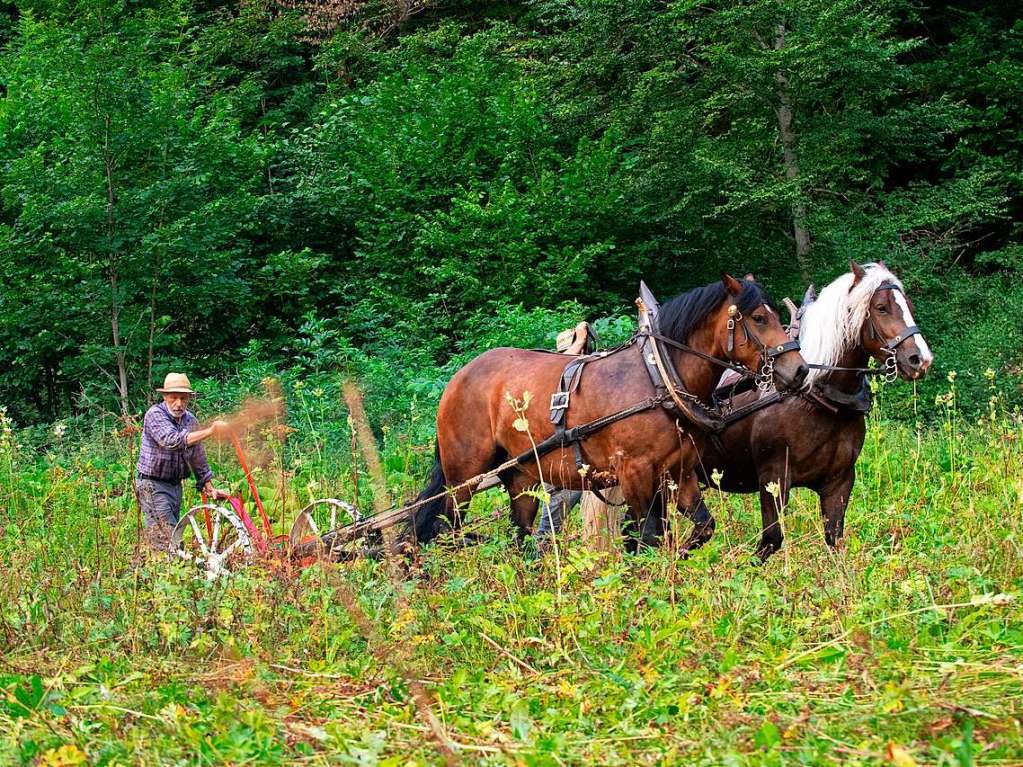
[719,389,782,425]
[550,356,589,426]
[714,373,873,427]
[767,339,802,358]
[533,395,668,465]
[643,332,750,375]
[549,354,598,479]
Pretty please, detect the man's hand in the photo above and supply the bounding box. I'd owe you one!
[186,419,232,447]
[203,481,230,500]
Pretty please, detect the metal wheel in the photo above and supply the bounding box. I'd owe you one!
[172,504,253,580]
[289,499,360,559]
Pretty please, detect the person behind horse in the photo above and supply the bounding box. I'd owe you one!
[534,323,588,547]
[136,373,229,549]
[536,321,622,550]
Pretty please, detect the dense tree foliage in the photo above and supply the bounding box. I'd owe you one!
[1,0,1020,424]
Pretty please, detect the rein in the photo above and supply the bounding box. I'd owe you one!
[640,305,801,399]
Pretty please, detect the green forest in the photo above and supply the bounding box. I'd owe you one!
[1,0,1021,427]
[3,3,1023,765]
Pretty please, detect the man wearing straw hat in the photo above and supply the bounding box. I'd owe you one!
[136,372,229,549]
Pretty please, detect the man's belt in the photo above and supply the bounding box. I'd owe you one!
[137,472,182,484]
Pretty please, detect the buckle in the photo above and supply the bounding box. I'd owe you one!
[767,340,800,358]
[550,392,570,411]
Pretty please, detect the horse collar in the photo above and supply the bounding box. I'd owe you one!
[815,376,873,414]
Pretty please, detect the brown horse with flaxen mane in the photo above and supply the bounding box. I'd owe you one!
[411,275,809,552]
[693,262,933,560]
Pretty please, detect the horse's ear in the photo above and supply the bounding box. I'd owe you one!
[744,273,755,282]
[722,273,743,296]
[849,260,866,290]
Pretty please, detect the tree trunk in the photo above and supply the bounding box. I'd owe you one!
[146,255,157,405]
[103,113,130,418]
[148,194,168,405]
[774,23,812,282]
[44,364,56,420]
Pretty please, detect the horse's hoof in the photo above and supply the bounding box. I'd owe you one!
[443,531,486,549]
[754,541,780,563]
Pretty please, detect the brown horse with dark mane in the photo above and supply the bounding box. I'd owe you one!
[693,262,933,559]
[411,275,809,551]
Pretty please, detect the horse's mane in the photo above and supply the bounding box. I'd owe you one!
[798,263,902,387]
[660,279,775,344]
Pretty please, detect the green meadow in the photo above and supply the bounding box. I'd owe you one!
[2,377,1021,766]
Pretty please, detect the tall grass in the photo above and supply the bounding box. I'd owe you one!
[1,377,1021,766]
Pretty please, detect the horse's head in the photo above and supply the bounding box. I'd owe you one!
[716,274,808,391]
[850,261,933,380]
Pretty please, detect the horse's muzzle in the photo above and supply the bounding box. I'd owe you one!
[775,360,809,391]
[900,350,931,380]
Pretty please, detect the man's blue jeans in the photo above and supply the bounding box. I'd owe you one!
[136,477,183,549]
[536,488,582,539]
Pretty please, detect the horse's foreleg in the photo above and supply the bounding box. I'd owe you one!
[639,488,667,547]
[677,477,715,553]
[754,468,792,561]
[819,470,854,547]
[755,486,783,561]
[502,470,541,543]
[618,470,657,554]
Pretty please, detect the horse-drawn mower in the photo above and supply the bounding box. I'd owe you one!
[169,429,368,579]
[169,382,458,580]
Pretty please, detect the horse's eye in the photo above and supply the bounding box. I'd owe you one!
[752,314,766,325]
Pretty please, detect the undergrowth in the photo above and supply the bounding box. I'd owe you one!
[1,374,1022,766]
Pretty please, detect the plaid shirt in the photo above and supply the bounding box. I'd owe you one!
[137,402,214,490]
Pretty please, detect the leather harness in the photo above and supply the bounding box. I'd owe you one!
[712,280,920,422]
[541,282,794,499]
[510,279,915,506]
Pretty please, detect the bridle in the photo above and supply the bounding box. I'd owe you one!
[807,282,923,384]
[644,305,799,396]
[726,304,802,391]
[866,283,922,383]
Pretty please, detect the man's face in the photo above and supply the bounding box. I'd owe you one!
[163,393,191,417]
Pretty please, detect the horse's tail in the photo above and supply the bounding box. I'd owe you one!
[408,443,448,544]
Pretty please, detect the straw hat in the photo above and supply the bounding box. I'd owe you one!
[555,327,577,353]
[156,372,198,395]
